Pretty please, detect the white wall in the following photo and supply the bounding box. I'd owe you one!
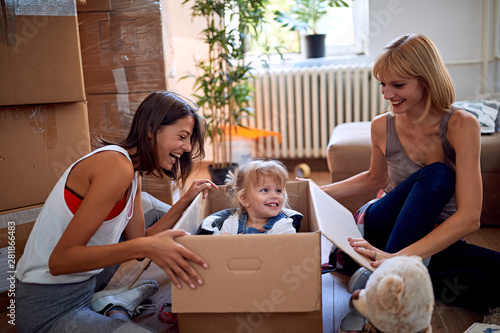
[365,0,499,101]
[163,0,207,98]
[168,0,499,101]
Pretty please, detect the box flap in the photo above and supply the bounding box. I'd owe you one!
[284,181,311,232]
[173,233,322,314]
[173,193,209,235]
[306,180,373,271]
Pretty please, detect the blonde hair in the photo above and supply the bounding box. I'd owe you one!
[373,34,455,121]
[225,159,289,215]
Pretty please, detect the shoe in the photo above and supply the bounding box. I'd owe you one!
[321,262,336,274]
[338,308,369,333]
[90,279,159,318]
[158,302,178,324]
[347,267,372,294]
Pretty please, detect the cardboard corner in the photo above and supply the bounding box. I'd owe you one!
[306,180,373,271]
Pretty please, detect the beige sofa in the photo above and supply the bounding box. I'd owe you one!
[327,121,500,226]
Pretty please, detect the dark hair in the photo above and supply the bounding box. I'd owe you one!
[101,91,206,188]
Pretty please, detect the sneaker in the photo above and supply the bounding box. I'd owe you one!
[347,267,372,294]
[90,279,159,318]
[338,308,369,333]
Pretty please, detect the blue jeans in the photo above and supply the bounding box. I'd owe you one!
[363,162,500,311]
[364,162,455,252]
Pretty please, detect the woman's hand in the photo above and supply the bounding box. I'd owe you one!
[348,237,394,268]
[146,179,218,234]
[148,229,208,290]
[184,179,218,201]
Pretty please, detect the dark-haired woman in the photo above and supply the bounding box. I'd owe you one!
[16,91,217,332]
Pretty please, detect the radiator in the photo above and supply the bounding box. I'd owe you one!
[247,64,388,159]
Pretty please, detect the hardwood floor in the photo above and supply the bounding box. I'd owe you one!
[1,161,497,333]
[112,227,498,333]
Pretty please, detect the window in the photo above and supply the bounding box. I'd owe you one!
[246,0,368,65]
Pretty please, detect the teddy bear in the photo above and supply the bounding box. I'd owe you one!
[352,255,434,333]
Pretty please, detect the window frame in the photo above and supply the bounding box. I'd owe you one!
[246,0,369,68]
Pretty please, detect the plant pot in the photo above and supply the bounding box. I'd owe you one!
[305,34,326,58]
[208,163,238,185]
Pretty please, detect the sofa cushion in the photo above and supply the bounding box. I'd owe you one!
[327,121,372,182]
[480,131,500,225]
[481,131,500,172]
[327,122,378,215]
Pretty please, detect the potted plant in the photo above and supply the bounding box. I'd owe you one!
[275,0,349,58]
[183,0,268,184]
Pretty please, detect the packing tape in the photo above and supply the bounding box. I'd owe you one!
[294,163,311,178]
[1,0,76,46]
[116,93,131,117]
[113,68,130,94]
[0,206,42,229]
[15,0,77,16]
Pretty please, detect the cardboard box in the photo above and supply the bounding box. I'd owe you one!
[0,14,85,106]
[0,205,41,266]
[78,10,168,94]
[0,205,41,313]
[86,92,151,146]
[0,102,91,211]
[141,174,173,206]
[171,181,371,332]
[77,0,161,12]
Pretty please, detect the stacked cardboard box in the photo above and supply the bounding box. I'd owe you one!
[0,0,91,310]
[0,3,90,215]
[0,103,91,210]
[77,0,172,204]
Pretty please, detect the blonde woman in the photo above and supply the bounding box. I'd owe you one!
[306,34,500,331]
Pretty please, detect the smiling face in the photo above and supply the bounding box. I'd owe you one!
[379,75,427,116]
[154,116,194,171]
[240,175,285,221]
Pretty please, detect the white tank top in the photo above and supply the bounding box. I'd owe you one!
[16,145,137,284]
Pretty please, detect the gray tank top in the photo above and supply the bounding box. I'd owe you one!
[385,107,457,221]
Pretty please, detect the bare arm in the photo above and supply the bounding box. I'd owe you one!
[49,152,143,274]
[144,179,218,236]
[48,152,212,288]
[122,177,217,239]
[397,110,482,258]
[320,115,389,199]
[351,110,482,266]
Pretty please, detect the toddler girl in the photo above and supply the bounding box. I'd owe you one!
[198,159,302,235]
